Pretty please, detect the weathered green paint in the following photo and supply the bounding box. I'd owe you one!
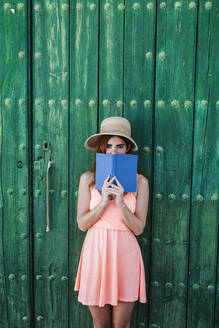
[32,0,69,327]
[69,0,99,327]
[0,1,31,327]
[124,1,155,326]
[99,0,124,120]
[149,1,197,327]
[0,1,218,328]
[187,1,219,327]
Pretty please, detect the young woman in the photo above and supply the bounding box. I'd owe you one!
[74,117,149,328]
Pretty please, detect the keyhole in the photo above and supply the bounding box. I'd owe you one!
[43,142,49,150]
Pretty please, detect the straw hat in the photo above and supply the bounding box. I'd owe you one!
[84,116,138,151]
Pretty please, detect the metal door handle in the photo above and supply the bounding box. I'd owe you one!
[46,148,53,232]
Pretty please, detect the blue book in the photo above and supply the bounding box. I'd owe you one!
[95,153,138,192]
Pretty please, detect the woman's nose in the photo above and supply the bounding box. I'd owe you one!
[109,147,118,154]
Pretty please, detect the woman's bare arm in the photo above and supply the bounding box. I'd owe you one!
[76,172,110,231]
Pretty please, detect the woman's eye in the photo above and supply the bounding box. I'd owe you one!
[106,144,125,149]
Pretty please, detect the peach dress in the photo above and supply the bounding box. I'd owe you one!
[74,187,146,307]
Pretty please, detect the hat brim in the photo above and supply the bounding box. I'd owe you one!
[84,133,138,151]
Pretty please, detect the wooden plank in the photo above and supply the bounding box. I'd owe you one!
[187,1,219,327]
[124,1,156,327]
[149,1,197,327]
[99,0,124,121]
[216,251,219,328]
[0,2,9,325]
[32,1,69,327]
[69,1,99,327]
[0,1,31,327]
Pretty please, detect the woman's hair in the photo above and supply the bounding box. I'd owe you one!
[88,135,134,189]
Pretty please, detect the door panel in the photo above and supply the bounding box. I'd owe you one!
[32,1,69,327]
[0,1,218,327]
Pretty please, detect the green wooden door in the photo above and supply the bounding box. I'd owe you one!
[0,1,218,327]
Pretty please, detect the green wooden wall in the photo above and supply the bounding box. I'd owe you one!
[0,0,218,327]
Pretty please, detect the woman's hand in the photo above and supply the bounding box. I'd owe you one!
[105,176,124,205]
[101,175,115,206]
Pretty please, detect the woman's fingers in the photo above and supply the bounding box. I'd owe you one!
[114,176,122,187]
[106,186,119,193]
[106,183,123,195]
[104,175,110,182]
[102,176,113,192]
[111,177,124,190]
[103,175,114,186]
[102,176,124,196]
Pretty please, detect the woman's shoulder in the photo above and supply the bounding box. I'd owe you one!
[79,171,94,185]
[137,173,149,184]
[136,174,149,195]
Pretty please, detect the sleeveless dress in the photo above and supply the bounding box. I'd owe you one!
[74,187,146,307]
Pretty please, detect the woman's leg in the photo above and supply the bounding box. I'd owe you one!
[112,301,135,328]
[88,304,112,328]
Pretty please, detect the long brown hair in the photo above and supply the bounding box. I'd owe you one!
[88,135,134,190]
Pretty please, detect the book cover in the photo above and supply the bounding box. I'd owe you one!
[95,153,138,192]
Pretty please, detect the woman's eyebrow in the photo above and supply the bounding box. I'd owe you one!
[106,143,125,146]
